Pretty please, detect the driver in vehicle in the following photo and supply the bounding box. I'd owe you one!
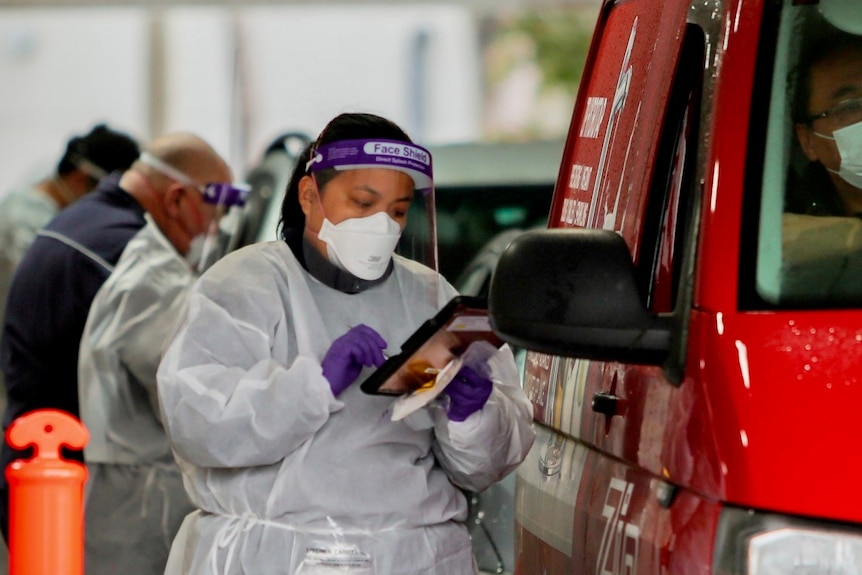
[781,14,862,303]
[790,29,862,216]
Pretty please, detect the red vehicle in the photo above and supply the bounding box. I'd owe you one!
[489,0,862,573]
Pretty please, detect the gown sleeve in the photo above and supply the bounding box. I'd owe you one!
[432,344,536,493]
[156,248,340,469]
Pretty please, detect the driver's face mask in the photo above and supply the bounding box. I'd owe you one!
[317,210,402,281]
[815,119,862,189]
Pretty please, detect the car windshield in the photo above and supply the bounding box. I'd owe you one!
[755,0,862,308]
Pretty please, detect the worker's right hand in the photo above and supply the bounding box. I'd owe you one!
[322,324,387,396]
[444,363,493,422]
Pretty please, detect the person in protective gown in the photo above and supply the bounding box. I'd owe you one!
[0,124,139,288]
[77,138,244,575]
[156,112,536,575]
[0,124,139,402]
[0,132,224,542]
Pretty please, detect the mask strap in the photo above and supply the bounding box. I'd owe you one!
[814,130,836,141]
[305,151,323,173]
[304,136,322,174]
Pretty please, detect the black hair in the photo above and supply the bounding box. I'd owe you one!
[790,16,862,125]
[56,123,140,180]
[278,113,412,240]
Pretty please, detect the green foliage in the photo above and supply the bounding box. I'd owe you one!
[511,9,596,94]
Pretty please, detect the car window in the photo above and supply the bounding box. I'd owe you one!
[403,183,553,281]
[636,24,703,313]
[753,0,862,308]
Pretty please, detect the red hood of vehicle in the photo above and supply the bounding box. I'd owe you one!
[687,308,862,523]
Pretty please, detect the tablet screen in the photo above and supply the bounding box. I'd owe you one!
[360,296,502,396]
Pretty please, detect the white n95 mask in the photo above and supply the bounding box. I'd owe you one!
[318,211,402,280]
[817,120,862,189]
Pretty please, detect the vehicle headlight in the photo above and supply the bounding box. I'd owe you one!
[714,507,862,574]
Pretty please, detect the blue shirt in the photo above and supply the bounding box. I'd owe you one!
[0,173,145,539]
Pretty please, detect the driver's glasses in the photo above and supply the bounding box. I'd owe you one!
[808,96,862,128]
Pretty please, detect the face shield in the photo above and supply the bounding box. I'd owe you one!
[193,181,252,273]
[306,138,440,304]
[305,138,437,269]
[138,152,251,273]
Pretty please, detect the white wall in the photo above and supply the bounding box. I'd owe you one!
[0,4,482,195]
[238,4,483,166]
[0,7,149,192]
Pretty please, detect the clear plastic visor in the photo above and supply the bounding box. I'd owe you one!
[307,138,440,305]
[138,152,251,273]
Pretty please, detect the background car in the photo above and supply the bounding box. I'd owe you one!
[405,138,562,283]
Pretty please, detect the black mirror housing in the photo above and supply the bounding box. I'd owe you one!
[488,228,671,364]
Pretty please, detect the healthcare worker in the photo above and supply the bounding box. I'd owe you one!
[0,124,139,280]
[156,112,535,574]
[78,148,247,575]
[0,124,139,401]
[0,132,228,542]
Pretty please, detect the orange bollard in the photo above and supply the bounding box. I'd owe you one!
[5,409,89,575]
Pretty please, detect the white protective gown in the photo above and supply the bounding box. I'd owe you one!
[0,186,59,274]
[78,217,195,575]
[156,240,535,575]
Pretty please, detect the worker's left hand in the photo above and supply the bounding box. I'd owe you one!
[322,325,387,396]
[444,363,493,422]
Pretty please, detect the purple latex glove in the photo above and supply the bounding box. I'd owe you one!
[322,325,387,396]
[444,364,493,422]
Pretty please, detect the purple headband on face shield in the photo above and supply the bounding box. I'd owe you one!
[305,138,433,192]
[202,182,251,207]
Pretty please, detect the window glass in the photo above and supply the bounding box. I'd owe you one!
[402,183,553,281]
[638,24,703,314]
[757,0,862,307]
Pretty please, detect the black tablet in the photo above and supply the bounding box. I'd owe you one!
[360,295,503,396]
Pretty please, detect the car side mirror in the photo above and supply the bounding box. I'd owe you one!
[488,228,671,365]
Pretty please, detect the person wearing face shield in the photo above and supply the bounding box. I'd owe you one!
[0,132,231,544]
[0,123,140,280]
[77,146,244,575]
[0,124,140,404]
[156,112,535,575]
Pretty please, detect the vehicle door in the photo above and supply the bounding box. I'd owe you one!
[514,0,719,572]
